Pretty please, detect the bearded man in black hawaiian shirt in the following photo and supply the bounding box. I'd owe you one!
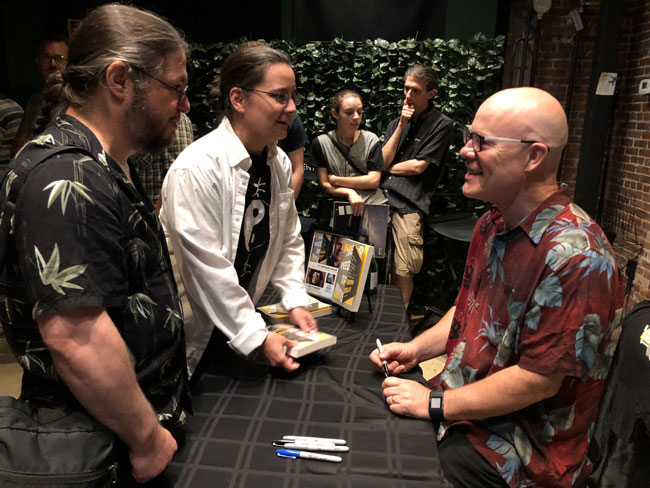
[0,5,191,484]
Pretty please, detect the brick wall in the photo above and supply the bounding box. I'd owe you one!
[531,0,649,308]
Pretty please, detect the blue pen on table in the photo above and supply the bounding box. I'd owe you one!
[273,440,349,452]
[276,449,342,463]
[376,338,390,377]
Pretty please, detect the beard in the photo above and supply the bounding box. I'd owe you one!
[127,84,176,153]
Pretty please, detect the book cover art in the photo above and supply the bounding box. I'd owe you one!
[332,202,389,258]
[331,240,373,312]
[305,231,373,312]
[305,231,347,300]
[257,297,332,323]
[266,324,337,358]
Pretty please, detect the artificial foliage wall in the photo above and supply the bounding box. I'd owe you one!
[187,35,505,309]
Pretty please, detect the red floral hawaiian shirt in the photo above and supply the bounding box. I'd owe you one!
[437,190,624,487]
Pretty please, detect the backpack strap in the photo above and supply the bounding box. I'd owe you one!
[0,145,95,268]
[325,133,367,175]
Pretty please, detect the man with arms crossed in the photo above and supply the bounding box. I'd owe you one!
[371,87,623,487]
[381,65,453,307]
[0,5,191,484]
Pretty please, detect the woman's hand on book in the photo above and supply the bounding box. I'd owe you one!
[289,306,318,333]
[261,332,300,372]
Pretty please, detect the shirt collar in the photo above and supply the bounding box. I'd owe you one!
[55,114,122,176]
[506,187,572,244]
[219,116,279,169]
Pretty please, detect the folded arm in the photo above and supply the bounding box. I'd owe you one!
[328,170,381,190]
[386,159,430,176]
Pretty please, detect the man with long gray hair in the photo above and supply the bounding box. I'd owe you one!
[0,4,191,484]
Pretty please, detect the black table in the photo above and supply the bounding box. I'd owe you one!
[169,286,449,487]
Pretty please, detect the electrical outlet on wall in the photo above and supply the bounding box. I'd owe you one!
[639,79,650,95]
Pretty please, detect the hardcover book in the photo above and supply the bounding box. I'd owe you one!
[305,231,374,312]
[332,202,389,258]
[266,324,337,358]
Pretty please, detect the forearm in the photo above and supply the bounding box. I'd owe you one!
[382,126,405,167]
[443,365,564,421]
[387,159,429,176]
[316,168,356,199]
[411,306,455,361]
[329,172,380,190]
[288,149,304,199]
[39,308,160,452]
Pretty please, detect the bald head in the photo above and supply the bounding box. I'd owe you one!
[478,88,568,167]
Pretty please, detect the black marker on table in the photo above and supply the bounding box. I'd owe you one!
[376,338,390,377]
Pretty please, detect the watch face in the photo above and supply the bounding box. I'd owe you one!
[430,396,442,409]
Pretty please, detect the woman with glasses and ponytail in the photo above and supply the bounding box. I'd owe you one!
[311,89,386,217]
[161,43,317,387]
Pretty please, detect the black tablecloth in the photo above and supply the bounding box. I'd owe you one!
[168,286,449,487]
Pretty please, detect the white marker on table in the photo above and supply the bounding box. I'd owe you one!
[282,435,347,445]
[376,338,390,377]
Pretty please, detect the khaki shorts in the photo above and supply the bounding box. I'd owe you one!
[391,211,424,278]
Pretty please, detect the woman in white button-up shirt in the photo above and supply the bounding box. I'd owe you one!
[161,43,317,383]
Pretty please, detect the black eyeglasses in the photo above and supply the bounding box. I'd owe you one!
[462,125,543,153]
[244,89,301,107]
[42,54,67,66]
[133,66,188,104]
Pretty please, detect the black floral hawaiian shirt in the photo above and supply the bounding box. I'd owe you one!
[0,114,190,421]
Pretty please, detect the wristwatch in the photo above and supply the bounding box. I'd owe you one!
[428,390,445,422]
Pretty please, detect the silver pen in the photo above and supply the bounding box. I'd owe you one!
[273,441,349,452]
[282,435,347,445]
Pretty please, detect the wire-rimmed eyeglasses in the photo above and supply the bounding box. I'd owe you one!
[244,88,301,107]
[462,125,544,153]
[133,66,188,104]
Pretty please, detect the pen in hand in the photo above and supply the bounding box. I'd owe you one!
[376,338,390,378]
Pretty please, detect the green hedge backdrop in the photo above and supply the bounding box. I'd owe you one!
[187,34,505,310]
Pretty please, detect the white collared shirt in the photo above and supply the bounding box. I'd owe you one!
[161,118,310,374]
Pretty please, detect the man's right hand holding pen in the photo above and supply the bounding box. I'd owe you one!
[369,340,433,420]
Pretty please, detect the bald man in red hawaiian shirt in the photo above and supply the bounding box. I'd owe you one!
[370,87,623,488]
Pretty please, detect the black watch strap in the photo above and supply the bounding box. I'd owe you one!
[428,390,444,422]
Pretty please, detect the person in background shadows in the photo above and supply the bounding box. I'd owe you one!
[161,43,317,387]
[278,113,308,199]
[312,89,386,217]
[0,5,191,485]
[130,112,193,213]
[10,32,68,157]
[381,65,453,307]
[370,87,624,488]
[0,93,23,176]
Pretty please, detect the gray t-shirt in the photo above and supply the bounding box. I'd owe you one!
[311,129,387,205]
